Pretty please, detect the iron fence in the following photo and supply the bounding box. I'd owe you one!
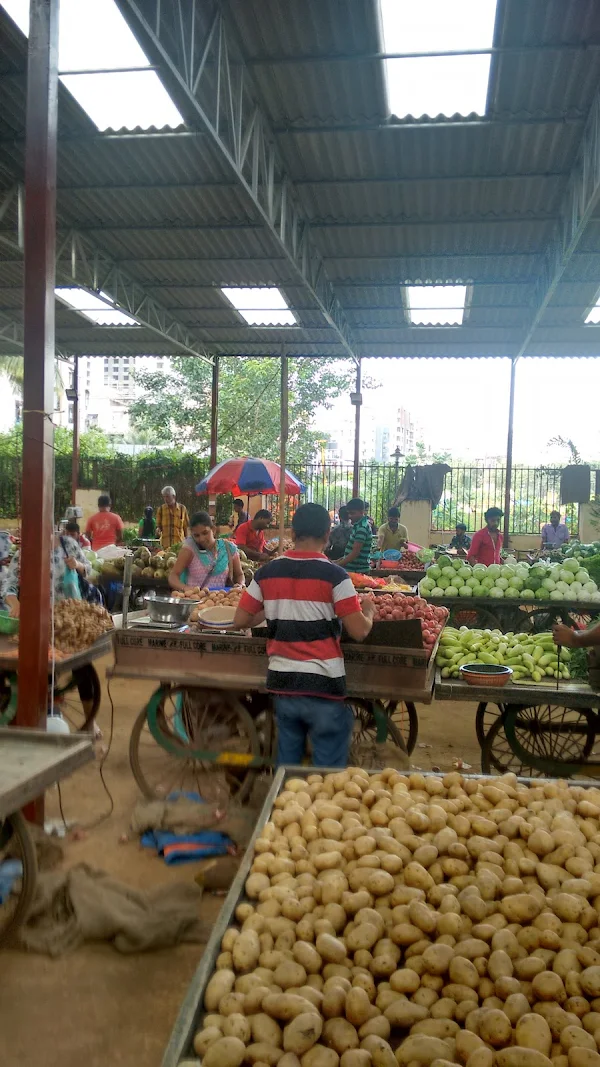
[288,463,405,526]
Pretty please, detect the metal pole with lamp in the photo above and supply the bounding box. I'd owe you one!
[351,359,362,498]
[278,348,288,555]
[68,356,79,505]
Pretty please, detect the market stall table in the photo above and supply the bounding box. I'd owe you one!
[435,667,600,777]
[0,632,114,733]
[424,594,600,632]
[108,622,440,802]
[0,727,94,943]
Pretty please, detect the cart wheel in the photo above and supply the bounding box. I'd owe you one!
[0,672,17,726]
[52,665,101,733]
[0,811,38,946]
[349,699,415,769]
[516,607,555,633]
[481,704,596,777]
[129,685,261,804]
[475,701,505,748]
[388,701,418,755]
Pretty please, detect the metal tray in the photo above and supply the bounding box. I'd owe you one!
[163,765,600,1066]
[0,727,94,818]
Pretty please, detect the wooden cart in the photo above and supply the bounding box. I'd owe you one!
[0,632,113,733]
[0,727,93,944]
[109,626,439,802]
[435,668,600,777]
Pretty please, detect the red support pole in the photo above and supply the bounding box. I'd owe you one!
[17,0,60,806]
[71,355,79,503]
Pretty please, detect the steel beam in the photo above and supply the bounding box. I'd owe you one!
[245,44,600,65]
[72,212,557,232]
[0,199,214,363]
[272,114,586,135]
[116,1,359,363]
[516,89,600,359]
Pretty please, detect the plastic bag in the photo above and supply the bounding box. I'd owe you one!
[63,565,81,600]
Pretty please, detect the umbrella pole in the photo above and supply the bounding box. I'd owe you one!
[279,348,288,555]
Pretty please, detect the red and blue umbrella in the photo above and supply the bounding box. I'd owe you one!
[195,457,306,497]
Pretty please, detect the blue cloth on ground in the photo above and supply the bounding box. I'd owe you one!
[0,859,22,904]
[140,791,232,865]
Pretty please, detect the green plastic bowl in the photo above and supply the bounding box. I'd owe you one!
[0,611,19,635]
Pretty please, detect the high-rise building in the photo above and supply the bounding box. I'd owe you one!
[396,407,416,454]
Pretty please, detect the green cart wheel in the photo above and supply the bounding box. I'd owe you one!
[481,703,596,777]
[475,701,505,748]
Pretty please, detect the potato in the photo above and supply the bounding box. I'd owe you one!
[222,1014,252,1043]
[478,1009,512,1048]
[205,970,235,1012]
[422,944,454,976]
[245,1043,285,1065]
[262,995,322,1021]
[515,1013,553,1056]
[193,1027,222,1056]
[322,1019,359,1054]
[202,1036,246,1067]
[340,1052,370,1067]
[383,999,428,1028]
[560,1026,597,1052]
[233,929,261,972]
[293,942,323,974]
[284,1014,323,1055]
[344,988,373,1027]
[301,1045,339,1067]
[316,934,347,965]
[581,968,600,999]
[495,1051,552,1067]
[532,971,567,1003]
[567,1053,600,1067]
[395,1034,455,1065]
[501,894,543,923]
[252,1014,284,1047]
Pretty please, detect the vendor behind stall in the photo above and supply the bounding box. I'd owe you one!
[467,507,503,566]
[233,502,374,767]
[233,510,275,563]
[169,510,244,592]
[449,522,472,554]
[138,506,157,539]
[377,507,408,552]
[338,498,373,574]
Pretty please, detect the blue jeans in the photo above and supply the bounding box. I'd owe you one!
[274,696,353,768]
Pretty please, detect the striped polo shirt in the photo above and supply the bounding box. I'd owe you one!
[238,551,361,699]
[344,515,373,574]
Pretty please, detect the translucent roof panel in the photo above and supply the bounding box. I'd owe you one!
[221,287,297,326]
[380,0,498,118]
[55,287,138,326]
[407,285,467,325]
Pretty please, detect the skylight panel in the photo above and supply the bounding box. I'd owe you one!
[585,298,600,325]
[221,288,297,327]
[379,0,498,118]
[56,287,138,326]
[407,285,467,326]
[2,0,184,130]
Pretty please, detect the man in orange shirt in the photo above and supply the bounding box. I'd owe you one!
[233,509,275,563]
[85,495,124,550]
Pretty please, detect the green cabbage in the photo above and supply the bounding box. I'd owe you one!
[458,586,473,597]
[489,587,504,598]
[487,564,502,578]
[427,564,441,581]
[494,577,509,590]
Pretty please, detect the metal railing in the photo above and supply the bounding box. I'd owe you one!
[288,462,405,526]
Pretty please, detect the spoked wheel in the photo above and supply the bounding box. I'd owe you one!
[129,685,261,804]
[481,703,596,777]
[388,701,418,755]
[475,701,505,748]
[0,811,38,946]
[0,672,16,726]
[52,665,101,733]
[349,699,415,769]
[517,607,556,634]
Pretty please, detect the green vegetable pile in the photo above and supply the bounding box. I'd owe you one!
[436,626,573,682]
[419,553,600,603]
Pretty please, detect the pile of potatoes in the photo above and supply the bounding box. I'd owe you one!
[184,768,600,1067]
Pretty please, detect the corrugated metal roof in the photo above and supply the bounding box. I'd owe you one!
[0,0,597,359]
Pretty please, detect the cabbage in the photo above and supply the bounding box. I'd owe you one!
[570,581,583,595]
[437,574,451,590]
[494,577,509,590]
[486,564,502,578]
[505,588,520,598]
[521,589,535,600]
[579,590,593,601]
[449,574,464,588]
[559,569,574,584]
[528,577,542,591]
[444,586,458,596]
[430,587,444,597]
[426,564,441,582]
[550,589,564,600]
[451,558,463,571]
[472,564,487,578]
[458,565,472,578]
[542,577,556,591]
[515,564,530,579]
[500,565,516,578]
[535,587,547,598]
[489,587,504,598]
[505,555,518,566]
[471,583,485,596]
[480,576,495,590]
[508,576,524,590]
[419,580,434,595]
[438,555,453,570]
[458,585,473,597]
[529,564,547,579]
[562,558,580,573]
[465,576,479,588]
[576,570,590,584]
[583,581,598,595]
[555,581,570,594]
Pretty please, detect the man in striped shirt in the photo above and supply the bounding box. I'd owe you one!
[338,498,373,574]
[233,503,374,767]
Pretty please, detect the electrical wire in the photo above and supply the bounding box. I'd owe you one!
[55,678,116,832]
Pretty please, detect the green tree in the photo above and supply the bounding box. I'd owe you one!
[129,357,352,464]
[0,356,24,389]
[404,441,452,466]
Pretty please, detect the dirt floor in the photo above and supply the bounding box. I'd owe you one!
[0,655,482,1067]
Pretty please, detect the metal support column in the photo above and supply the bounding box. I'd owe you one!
[17,0,60,804]
[503,358,517,546]
[209,356,219,468]
[278,349,288,555]
[71,355,79,504]
[352,359,362,497]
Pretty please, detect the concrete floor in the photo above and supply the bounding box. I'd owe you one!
[0,656,482,1067]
